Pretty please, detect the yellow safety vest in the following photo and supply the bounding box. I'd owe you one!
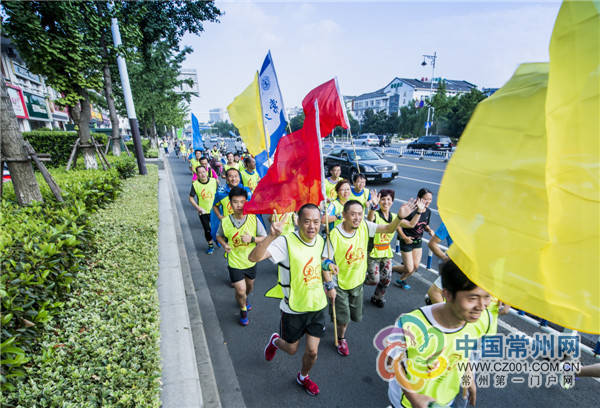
[211,149,221,161]
[273,212,296,235]
[219,196,234,218]
[279,233,327,313]
[190,159,201,172]
[370,211,394,259]
[352,187,370,208]
[224,163,239,172]
[221,214,258,270]
[329,220,368,290]
[327,200,345,231]
[398,308,491,408]
[325,177,343,200]
[241,169,260,192]
[192,178,217,213]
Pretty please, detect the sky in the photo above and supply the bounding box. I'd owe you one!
[181,0,563,122]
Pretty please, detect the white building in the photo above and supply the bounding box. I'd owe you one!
[350,77,477,121]
[209,108,226,123]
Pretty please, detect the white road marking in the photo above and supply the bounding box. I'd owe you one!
[394,175,441,186]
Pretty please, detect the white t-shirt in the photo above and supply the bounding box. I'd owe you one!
[268,232,319,314]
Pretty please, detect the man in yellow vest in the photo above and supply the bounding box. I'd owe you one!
[350,173,371,209]
[216,187,267,326]
[249,204,338,396]
[325,199,416,356]
[189,166,218,254]
[387,259,493,408]
[324,164,344,201]
[241,156,260,192]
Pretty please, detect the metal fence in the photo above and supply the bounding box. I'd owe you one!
[322,142,454,162]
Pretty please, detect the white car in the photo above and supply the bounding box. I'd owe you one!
[356,133,379,146]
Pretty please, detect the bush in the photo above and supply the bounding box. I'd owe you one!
[125,139,150,156]
[145,148,159,158]
[108,155,137,179]
[23,131,108,167]
[1,166,160,407]
[0,168,123,392]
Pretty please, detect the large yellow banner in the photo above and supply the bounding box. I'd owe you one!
[227,72,266,157]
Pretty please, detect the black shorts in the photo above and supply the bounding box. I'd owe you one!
[228,265,256,283]
[400,238,422,252]
[280,308,327,343]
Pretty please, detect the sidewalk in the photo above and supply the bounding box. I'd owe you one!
[157,153,221,408]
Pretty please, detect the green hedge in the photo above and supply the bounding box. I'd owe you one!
[23,131,109,168]
[0,167,128,394]
[125,139,151,157]
[1,166,160,406]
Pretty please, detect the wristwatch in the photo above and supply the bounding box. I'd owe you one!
[251,236,255,243]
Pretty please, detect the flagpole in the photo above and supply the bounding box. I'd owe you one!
[333,77,361,175]
[315,99,339,348]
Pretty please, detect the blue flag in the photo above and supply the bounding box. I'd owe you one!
[192,113,204,151]
[257,51,288,177]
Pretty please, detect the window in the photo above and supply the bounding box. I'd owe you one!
[330,148,342,157]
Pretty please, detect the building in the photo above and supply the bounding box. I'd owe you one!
[177,69,200,96]
[209,108,226,123]
[350,77,477,121]
[1,36,67,131]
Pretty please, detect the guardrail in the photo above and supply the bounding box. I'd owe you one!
[323,143,454,162]
[394,236,600,358]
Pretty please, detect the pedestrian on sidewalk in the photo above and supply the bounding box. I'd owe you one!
[393,188,435,290]
[325,198,416,356]
[189,165,218,254]
[216,187,267,326]
[248,204,337,396]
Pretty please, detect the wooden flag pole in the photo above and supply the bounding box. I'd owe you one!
[322,199,338,347]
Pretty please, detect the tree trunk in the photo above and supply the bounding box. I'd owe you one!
[77,90,98,169]
[99,23,121,157]
[0,77,43,205]
[150,116,158,148]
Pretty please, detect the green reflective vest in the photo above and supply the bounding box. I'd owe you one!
[325,177,343,200]
[219,196,234,217]
[221,215,257,270]
[370,211,394,259]
[279,233,327,313]
[329,220,369,290]
[192,178,217,213]
[398,307,491,407]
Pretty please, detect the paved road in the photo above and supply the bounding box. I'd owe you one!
[167,146,598,408]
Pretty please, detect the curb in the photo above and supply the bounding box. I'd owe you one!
[158,158,204,407]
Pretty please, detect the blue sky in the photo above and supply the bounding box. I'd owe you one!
[182,0,562,121]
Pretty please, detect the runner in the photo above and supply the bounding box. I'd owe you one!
[234,152,243,170]
[351,173,371,209]
[240,156,260,192]
[322,180,351,231]
[425,221,452,304]
[366,190,425,308]
[224,152,240,174]
[393,188,434,290]
[199,156,218,180]
[210,144,221,163]
[189,150,203,174]
[324,164,344,201]
[216,187,267,326]
[324,198,417,356]
[387,259,492,408]
[189,166,218,254]
[213,168,251,221]
[248,204,337,396]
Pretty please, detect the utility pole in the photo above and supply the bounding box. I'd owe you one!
[421,51,437,136]
[110,13,147,175]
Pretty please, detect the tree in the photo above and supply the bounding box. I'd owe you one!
[2,1,105,169]
[289,113,305,132]
[445,89,487,138]
[0,77,43,205]
[213,121,238,138]
[397,104,428,137]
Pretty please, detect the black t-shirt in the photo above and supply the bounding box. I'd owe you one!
[402,208,431,239]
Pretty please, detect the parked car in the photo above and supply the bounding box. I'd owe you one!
[355,133,379,146]
[324,147,398,183]
[407,135,453,151]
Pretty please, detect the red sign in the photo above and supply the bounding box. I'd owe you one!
[5,84,28,119]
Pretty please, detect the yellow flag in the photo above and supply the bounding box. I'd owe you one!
[227,72,266,157]
[439,0,599,334]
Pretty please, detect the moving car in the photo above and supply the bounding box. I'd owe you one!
[407,135,453,151]
[355,133,379,146]
[324,147,398,183]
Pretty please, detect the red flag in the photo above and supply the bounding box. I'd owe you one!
[302,78,348,137]
[244,104,323,214]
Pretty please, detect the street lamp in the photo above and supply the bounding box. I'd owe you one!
[421,51,437,136]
